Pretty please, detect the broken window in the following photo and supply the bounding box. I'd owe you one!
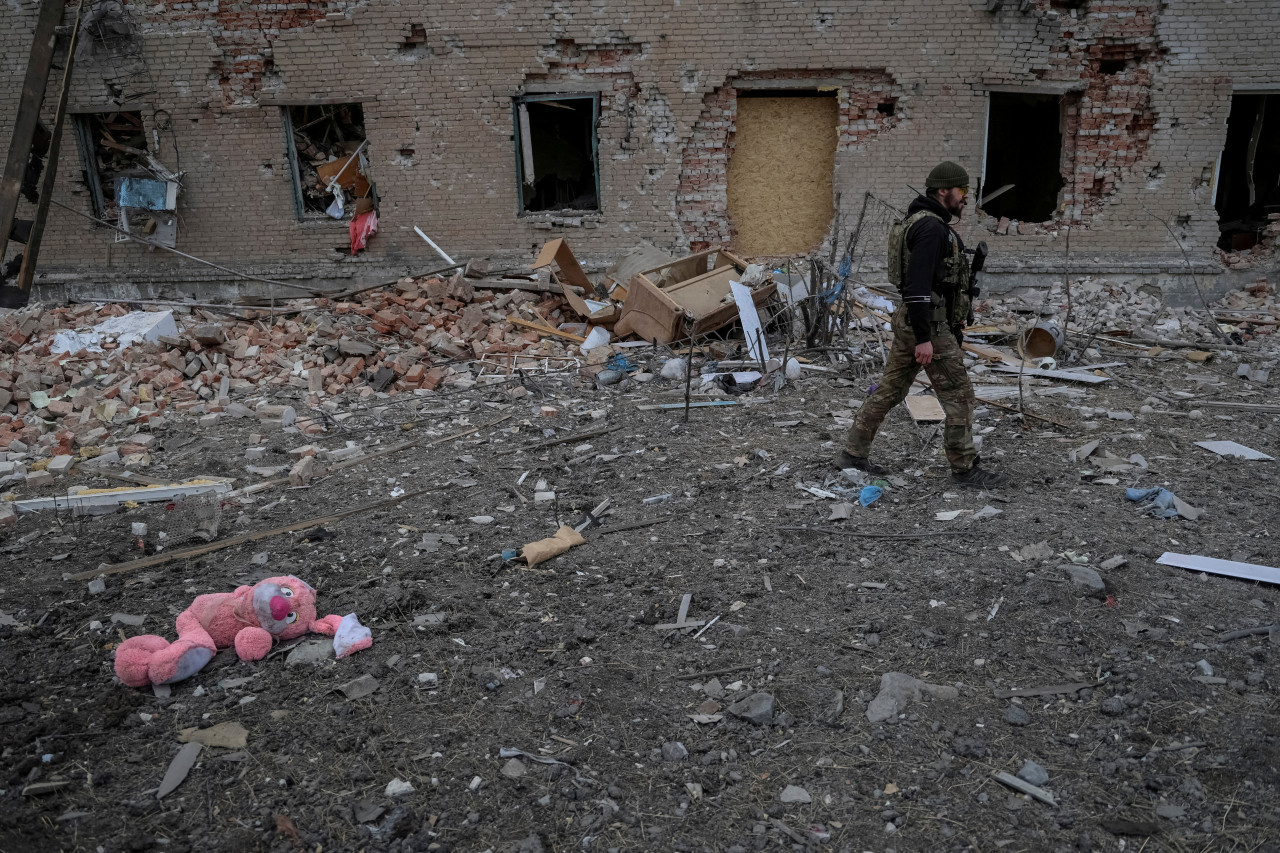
[1215,93,1280,251]
[72,111,148,218]
[72,110,180,247]
[514,94,600,213]
[727,90,837,256]
[282,104,371,219]
[981,92,1066,223]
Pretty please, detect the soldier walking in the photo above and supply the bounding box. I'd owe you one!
[837,161,1009,489]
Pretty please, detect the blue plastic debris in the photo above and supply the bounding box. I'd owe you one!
[1125,487,1203,521]
[859,485,883,507]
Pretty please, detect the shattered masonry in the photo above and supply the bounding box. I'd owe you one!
[0,0,1278,296]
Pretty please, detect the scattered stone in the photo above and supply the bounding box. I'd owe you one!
[1017,760,1049,787]
[285,639,331,666]
[1196,660,1214,676]
[727,692,775,725]
[1063,564,1106,595]
[1003,705,1031,726]
[87,577,106,596]
[661,741,688,761]
[866,672,959,723]
[779,784,811,804]
[1100,695,1127,716]
[501,758,527,778]
[384,778,414,796]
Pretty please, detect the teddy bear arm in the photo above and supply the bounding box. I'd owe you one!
[309,614,344,636]
[234,626,274,661]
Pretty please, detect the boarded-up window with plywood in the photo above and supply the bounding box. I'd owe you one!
[727,92,837,256]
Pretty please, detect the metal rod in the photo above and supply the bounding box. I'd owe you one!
[45,200,331,294]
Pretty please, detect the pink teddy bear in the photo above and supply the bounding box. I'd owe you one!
[114,575,370,687]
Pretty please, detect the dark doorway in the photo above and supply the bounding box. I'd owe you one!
[982,92,1065,222]
[515,95,599,213]
[1215,93,1280,251]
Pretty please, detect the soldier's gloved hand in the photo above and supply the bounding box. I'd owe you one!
[952,324,965,342]
[967,308,976,327]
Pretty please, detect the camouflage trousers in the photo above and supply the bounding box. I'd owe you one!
[844,309,977,473]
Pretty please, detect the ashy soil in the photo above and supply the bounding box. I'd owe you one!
[1,339,1278,853]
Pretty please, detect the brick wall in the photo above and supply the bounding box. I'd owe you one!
[1,0,1277,295]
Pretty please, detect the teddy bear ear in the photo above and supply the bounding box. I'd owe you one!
[291,577,315,593]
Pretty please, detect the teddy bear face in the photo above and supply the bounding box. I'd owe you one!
[250,576,319,639]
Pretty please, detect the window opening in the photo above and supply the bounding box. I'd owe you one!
[981,92,1065,223]
[1215,93,1280,251]
[72,111,148,218]
[514,94,599,213]
[282,103,370,220]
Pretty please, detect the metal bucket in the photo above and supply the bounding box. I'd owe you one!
[1018,321,1064,359]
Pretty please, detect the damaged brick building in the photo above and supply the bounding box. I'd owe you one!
[1,0,1278,301]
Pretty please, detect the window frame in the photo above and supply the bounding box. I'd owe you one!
[979,89,1071,223]
[280,103,368,222]
[511,92,601,216]
[72,111,147,218]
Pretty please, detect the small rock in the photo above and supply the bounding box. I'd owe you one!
[285,639,331,666]
[866,672,958,723]
[1017,760,1049,787]
[1062,564,1105,595]
[727,692,775,725]
[779,784,811,804]
[1003,705,1031,726]
[1100,695,1127,716]
[501,758,527,778]
[87,577,106,596]
[385,778,414,796]
[1100,556,1127,571]
[661,741,688,761]
[1195,660,1214,676]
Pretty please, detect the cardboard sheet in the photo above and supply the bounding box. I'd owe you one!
[1158,552,1280,586]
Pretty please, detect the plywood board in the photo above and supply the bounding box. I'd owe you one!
[905,395,946,423]
[728,96,837,256]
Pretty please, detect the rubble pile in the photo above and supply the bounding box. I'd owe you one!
[0,274,580,470]
[977,275,1277,343]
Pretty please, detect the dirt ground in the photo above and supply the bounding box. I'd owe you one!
[2,329,1279,853]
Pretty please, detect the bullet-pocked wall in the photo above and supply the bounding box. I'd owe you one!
[1,0,1278,297]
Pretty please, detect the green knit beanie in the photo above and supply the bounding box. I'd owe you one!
[925,161,970,189]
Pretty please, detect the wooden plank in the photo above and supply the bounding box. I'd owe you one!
[507,316,586,343]
[16,480,232,514]
[993,682,1095,699]
[992,772,1056,807]
[675,594,692,626]
[15,0,88,297]
[69,487,441,581]
[990,365,1110,384]
[905,394,945,423]
[0,0,64,266]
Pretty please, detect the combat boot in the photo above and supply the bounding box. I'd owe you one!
[951,460,1009,489]
[835,450,889,476]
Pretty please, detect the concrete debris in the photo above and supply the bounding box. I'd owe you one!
[726,692,774,725]
[867,672,959,723]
